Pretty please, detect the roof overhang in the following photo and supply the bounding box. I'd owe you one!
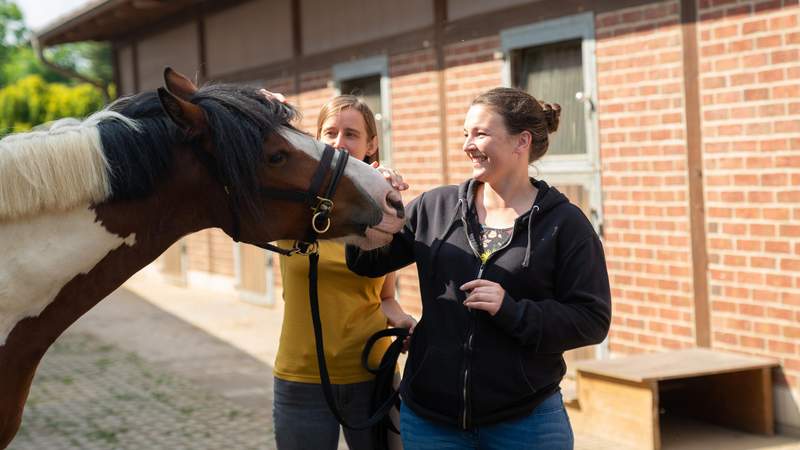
[35,0,202,46]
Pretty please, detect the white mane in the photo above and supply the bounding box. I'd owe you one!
[0,110,139,221]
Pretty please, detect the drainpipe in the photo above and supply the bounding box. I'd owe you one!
[32,38,111,104]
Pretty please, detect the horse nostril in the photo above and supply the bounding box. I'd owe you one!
[386,191,405,219]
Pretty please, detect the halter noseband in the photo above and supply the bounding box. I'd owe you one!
[226,143,350,256]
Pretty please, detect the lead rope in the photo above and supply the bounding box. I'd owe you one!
[308,250,409,438]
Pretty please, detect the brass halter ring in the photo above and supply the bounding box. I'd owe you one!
[312,212,331,234]
[311,197,334,234]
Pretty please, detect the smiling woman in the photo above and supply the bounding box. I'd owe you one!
[274,94,414,450]
[346,87,610,449]
[0,68,404,449]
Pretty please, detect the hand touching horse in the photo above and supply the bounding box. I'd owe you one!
[0,68,404,448]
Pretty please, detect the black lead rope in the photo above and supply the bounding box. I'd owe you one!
[308,251,410,435]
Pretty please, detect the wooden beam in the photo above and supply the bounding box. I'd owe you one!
[109,44,122,102]
[132,40,140,93]
[442,0,655,45]
[196,4,207,83]
[111,43,121,99]
[680,0,710,348]
[291,0,302,99]
[434,0,449,185]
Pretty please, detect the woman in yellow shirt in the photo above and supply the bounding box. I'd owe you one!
[272,95,415,450]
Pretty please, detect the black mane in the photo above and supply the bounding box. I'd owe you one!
[98,83,300,217]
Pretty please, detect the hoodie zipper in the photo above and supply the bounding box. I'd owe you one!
[459,215,518,430]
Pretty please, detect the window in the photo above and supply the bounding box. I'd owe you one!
[333,56,392,165]
[513,39,586,157]
[339,74,388,162]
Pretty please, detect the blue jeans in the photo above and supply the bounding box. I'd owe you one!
[400,391,573,450]
[273,377,375,450]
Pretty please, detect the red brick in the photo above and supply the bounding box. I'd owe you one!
[741,336,766,350]
[783,326,800,339]
[768,306,794,321]
[768,340,796,354]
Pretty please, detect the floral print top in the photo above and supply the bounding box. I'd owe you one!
[478,224,513,264]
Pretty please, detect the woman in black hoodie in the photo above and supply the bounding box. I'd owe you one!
[346,87,611,449]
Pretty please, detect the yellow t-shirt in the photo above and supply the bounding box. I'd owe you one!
[275,241,391,384]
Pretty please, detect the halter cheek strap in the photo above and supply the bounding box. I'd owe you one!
[224,144,348,256]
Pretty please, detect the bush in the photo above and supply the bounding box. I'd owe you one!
[0,74,104,135]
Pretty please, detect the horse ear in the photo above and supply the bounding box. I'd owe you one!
[163,66,198,100]
[157,87,207,136]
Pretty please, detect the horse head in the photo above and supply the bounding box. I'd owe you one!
[157,68,404,250]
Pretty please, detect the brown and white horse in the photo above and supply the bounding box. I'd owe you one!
[0,68,404,448]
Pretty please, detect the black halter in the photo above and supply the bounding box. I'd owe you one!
[227,143,349,255]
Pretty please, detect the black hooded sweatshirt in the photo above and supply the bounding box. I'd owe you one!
[346,178,611,429]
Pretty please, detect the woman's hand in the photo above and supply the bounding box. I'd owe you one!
[389,314,417,353]
[258,88,286,103]
[371,161,409,191]
[460,279,505,316]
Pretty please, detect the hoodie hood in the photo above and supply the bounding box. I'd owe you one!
[456,177,569,267]
[456,178,568,217]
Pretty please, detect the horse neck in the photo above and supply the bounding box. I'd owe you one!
[0,140,236,450]
[0,143,231,357]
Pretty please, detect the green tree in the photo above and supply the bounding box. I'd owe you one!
[0,1,113,92]
[2,45,72,85]
[0,1,111,135]
[47,42,113,86]
[0,0,25,85]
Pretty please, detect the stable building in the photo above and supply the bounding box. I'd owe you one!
[38,0,800,440]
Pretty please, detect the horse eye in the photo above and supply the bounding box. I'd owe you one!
[267,151,287,166]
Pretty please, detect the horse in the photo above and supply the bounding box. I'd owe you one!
[0,67,405,449]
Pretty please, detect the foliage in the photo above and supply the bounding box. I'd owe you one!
[1,45,72,85]
[42,41,114,87]
[0,75,104,135]
[0,1,112,134]
[0,0,25,56]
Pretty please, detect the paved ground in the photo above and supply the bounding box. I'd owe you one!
[12,334,271,450]
[9,270,800,449]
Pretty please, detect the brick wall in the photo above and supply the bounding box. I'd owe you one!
[697,0,800,387]
[297,68,335,134]
[596,1,697,353]
[388,49,443,315]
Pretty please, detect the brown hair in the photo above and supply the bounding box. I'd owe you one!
[471,87,561,163]
[316,95,379,164]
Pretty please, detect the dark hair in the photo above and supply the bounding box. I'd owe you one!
[316,95,379,164]
[471,87,561,163]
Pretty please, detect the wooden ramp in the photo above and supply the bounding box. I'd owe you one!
[568,348,780,450]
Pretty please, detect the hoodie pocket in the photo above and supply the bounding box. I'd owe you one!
[406,346,462,419]
[470,345,537,417]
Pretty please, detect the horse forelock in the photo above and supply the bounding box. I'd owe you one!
[191,84,302,219]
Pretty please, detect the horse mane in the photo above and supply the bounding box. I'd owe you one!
[0,84,299,221]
